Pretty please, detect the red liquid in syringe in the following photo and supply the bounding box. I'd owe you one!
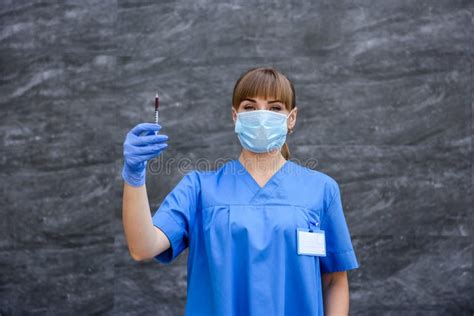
[155,93,160,124]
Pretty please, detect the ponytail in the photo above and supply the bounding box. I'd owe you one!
[281,142,290,160]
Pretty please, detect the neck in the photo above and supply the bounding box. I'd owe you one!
[238,149,287,175]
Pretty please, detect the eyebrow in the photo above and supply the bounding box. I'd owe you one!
[242,98,283,104]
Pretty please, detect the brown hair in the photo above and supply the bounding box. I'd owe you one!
[231,66,296,160]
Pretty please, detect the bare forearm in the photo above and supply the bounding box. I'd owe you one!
[122,182,157,260]
[323,274,350,315]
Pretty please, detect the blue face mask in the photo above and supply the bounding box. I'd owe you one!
[234,109,293,153]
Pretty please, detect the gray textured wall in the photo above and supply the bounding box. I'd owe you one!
[1,0,472,315]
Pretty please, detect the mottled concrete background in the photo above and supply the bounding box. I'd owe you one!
[1,0,472,315]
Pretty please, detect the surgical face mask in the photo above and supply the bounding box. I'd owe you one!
[234,109,293,153]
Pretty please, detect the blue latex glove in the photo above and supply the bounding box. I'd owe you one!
[122,123,168,187]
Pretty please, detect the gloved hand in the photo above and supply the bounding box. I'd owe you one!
[122,123,168,187]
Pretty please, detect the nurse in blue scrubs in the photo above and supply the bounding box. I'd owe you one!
[121,66,359,315]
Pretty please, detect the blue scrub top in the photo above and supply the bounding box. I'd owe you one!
[152,159,359,315]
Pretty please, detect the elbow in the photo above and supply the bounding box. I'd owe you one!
[129,250,151,262]
[130,251,143,261]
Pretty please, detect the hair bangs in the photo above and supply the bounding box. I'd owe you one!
[232,68,294,111]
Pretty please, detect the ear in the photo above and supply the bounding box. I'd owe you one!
[287,106,298,130]
[231,107,237,124]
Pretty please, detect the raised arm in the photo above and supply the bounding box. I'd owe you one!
[122,182,170,261]
[120,122,169,261]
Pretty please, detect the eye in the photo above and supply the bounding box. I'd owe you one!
[243,104,255,110]
[270,105,283,111]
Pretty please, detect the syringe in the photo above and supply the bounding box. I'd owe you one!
[155,92,160,124]
[155,92,160,135]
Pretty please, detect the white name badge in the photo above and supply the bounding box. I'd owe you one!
[297,227,326,256]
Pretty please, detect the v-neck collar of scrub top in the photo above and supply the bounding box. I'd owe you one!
[233,158,291,204]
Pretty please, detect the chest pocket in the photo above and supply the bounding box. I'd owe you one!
[201,204,321,254]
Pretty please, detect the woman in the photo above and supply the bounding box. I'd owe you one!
[121,67,359,315]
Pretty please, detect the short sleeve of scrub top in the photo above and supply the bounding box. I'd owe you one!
[319,182,359,273]
[151,170,199,264]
